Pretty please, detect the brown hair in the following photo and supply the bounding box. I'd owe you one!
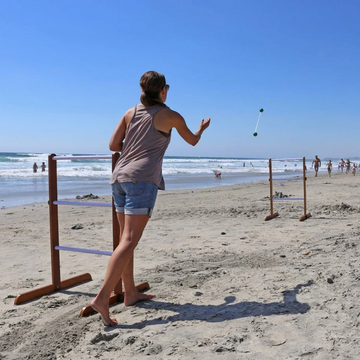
[140,71,166,106]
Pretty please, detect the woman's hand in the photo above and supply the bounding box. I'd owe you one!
[199,117,210,132]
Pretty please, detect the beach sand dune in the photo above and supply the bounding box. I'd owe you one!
[1,173,360,359]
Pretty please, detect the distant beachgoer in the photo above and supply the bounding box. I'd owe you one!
[326,160,332,177]
[311,155,321,177]
[41,162,46,172]
[215,171,221,179]
[243,162,245,167]
[33,162,38,173]
[345,159,351,174]
[352,163,356,176]
[339,158,345,172]
[90,70,210,326]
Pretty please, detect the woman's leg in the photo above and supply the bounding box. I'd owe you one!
[113,212,125,295]
[113,213,155,305]
[91,214,149,326]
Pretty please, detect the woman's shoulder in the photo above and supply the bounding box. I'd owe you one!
[123,106,137,125]
[161,106,183,119]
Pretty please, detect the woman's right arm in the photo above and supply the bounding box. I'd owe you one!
[170,111,210,146]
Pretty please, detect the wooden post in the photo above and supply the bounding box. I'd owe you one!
[265,158,279,221]
[112,152,120,251]
[302,157,306,217]
[48,154,61,290]
[269,158,273,215]
[112,152,123,296]
[299,157,312,221]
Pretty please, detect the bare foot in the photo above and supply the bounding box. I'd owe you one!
[90,300,118,327]
[124,291,156,306]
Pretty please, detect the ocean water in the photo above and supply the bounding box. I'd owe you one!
[0,152,338,209]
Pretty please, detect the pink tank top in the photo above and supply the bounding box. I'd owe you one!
[110,104,171,190]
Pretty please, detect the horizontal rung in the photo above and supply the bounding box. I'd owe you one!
[53,201,112,207]
[272,178,303,181]
[273,197,304,201]
[53,155,111,160]
[271,158,303,161]
[55,246,112,256]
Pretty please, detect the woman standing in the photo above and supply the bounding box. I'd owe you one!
[91,71,210,326]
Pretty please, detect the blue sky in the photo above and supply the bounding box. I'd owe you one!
[1,0,359,159]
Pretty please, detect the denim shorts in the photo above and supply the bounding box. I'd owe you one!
[111,181,158,217]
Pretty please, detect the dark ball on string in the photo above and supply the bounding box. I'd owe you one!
[259,108,264,112]
[253,132,258,137]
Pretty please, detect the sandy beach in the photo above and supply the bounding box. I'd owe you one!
[1,172,360,359]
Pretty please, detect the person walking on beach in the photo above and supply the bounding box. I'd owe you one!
[91,71,210,326]
[32,162,38,173]
[345,159,351,174]
[312,155,321,177]
[326,160,332,177]
[339,158,345,173]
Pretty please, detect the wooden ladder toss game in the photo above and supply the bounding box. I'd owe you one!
[14,153,150,316]
[265,157,312,222]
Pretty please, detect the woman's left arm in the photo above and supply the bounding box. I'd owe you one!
[109,108,135,152]
[109,116,126,152]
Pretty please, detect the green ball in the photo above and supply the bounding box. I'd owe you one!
[259,108,264,112]
[253,132,258,137]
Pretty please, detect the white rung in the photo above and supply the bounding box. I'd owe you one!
[53,155,112,160]
[273,197,304,201]
[53,201,112,207]
[55,245,112,256]
[271,158,303,161]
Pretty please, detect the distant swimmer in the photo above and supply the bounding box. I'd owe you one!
[311,155,321,177]
[33,162,38,173]
[41,162,46,172]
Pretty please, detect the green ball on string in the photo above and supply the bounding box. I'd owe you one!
[253,108,264,137]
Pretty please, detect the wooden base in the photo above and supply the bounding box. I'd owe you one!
[14,273,92,305]
[79,281,150,317]
[299,213,312,221]
[264,212,279,221]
